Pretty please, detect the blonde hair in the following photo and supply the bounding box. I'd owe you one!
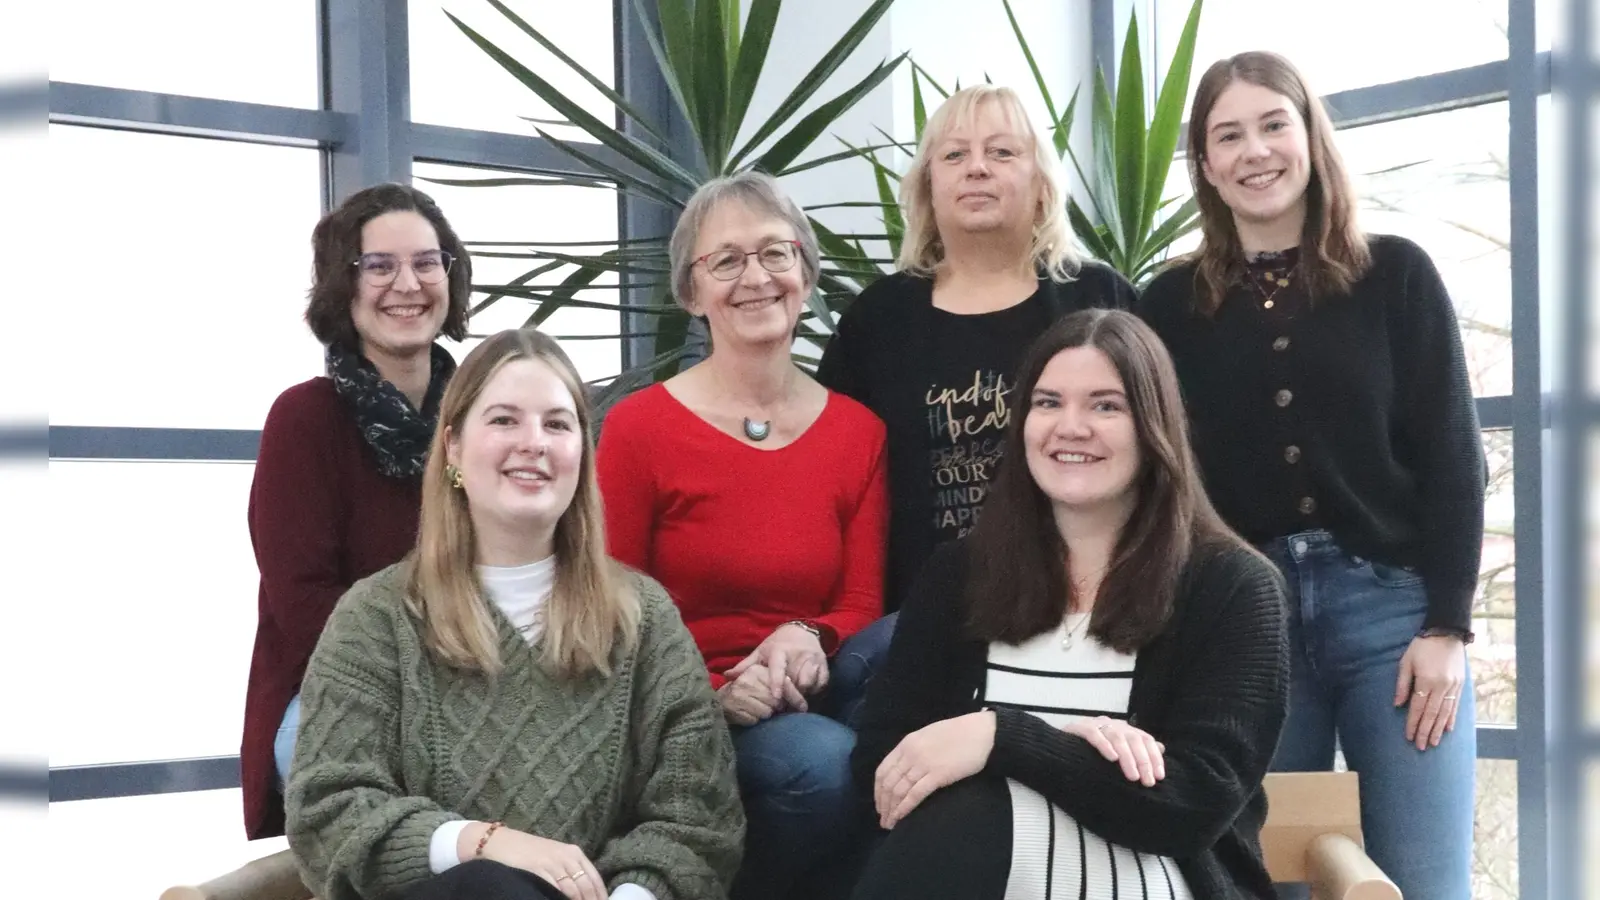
[407,328,639,677]
[897,85,1083,281]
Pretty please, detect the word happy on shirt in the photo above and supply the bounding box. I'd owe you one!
[926,369,1012,538]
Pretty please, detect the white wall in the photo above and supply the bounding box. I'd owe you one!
[733,0,1096,241]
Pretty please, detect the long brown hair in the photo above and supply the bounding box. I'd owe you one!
[964,309,1251,652]
[407,328,638,677]
[1184,51,1370,314]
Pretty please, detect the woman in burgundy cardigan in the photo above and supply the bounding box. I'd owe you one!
[241,183,470,839]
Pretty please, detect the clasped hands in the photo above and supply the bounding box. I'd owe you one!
[872,713,1167,830]
[716,622,830,726]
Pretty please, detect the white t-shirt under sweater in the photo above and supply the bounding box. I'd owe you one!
[425,556,655,900]
[984,613,1194,900]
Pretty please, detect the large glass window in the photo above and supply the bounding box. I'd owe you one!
[1339,102,1513,398]
[50,461,259,766]
[410,0,615,140]
[1474,758,1518,900]
[50,0,317,107]
[1476,429,1517,726]
[1153,0,1508,100]
[49,126,325,430]
[414,162,623,382]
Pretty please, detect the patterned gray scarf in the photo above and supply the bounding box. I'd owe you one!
[325,341,457,479]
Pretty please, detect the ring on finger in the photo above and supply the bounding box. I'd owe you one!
[571,871,587,880]
[1443,694,1458,700]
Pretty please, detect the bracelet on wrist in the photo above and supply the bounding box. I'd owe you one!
[1417,626,1475,645]
[474,821,505,858]
[782,619,822,640]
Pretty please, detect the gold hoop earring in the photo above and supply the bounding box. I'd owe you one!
[444,464,464,489]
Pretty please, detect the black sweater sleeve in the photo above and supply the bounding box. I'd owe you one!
[849,544,966,805]
[986,549,1289,859]
[1390,240,1487,632]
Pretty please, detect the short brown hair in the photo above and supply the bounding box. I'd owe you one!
[1184,51,1370,313]
[305,183,472,347]
[963,309,1254,652]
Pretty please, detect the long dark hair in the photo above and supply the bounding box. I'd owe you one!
[964,309,1249,653]
[1184,51,1370,314]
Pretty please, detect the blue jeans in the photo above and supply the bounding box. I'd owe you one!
[730,614,897,900]
[274,693,300,788]
[1262,530,1475,900]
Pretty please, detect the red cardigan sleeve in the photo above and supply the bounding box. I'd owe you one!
[595,401,657,574]
[811,422,888,648]
[248,387,351,657]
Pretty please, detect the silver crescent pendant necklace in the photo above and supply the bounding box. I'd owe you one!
[742,417,772,441]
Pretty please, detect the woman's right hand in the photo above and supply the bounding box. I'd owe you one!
[717,663,806,725]
[1060,716,1167,787]
[460,824,607,900]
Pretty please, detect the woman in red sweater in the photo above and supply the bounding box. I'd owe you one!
[241,183,470,839]
[596,171,889,900]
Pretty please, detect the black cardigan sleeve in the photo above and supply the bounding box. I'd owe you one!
[986,548,1289,858]
[1388,238,1487,633]
[849,544,966,806]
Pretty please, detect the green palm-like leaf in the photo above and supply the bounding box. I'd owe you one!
[911,65,928,137]
[726,0,783,144]
[1088,66,1126,267]
[447,14,703,193]
[692,0,729,170]
[479,0,671,147]
[1112,13,1148,260]
[753,54,907,175]
[1140,0,1203,241]
[727,0,898,169]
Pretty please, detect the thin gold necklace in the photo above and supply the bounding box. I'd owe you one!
[1249,261,1298,310]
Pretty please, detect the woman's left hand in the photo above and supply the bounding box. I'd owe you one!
[1394,634,1467,750]
[873,712,996,830]
[725,622,829,701]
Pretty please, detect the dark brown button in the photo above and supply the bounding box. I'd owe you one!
[1284,444,1302,463]
[1275,389,1294,408]
[1273,336,1291,352]
[1298,496,1317,514]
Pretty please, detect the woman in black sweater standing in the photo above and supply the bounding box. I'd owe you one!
[849,309,1288,900]
[817,85,1136,619]
[1137,52,1485,899]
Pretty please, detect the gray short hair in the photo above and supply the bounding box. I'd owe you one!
[669,171,822,312]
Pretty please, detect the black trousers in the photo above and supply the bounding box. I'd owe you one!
[850,776,1012,900]
[389,859,566,900]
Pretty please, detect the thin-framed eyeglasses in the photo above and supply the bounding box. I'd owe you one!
[694,240,802,281]
[353,250,455,287]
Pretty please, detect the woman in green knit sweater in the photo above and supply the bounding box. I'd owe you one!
[285,328,745,900]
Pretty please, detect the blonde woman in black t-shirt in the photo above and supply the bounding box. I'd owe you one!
[1137,52,1484,900]
[818,85,1136,620]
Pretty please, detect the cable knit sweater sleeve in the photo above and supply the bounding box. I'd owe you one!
[285,571,460,900]
[596,577,746,900]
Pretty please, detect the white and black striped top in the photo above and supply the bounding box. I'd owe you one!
[984,614,1194,900]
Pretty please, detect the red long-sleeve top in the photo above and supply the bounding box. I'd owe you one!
[597,383,888,689]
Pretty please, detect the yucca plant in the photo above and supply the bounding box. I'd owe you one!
[833,0,1206,291]
[431,0,906,409]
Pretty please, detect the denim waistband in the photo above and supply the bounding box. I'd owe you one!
[1257,529,1344,562]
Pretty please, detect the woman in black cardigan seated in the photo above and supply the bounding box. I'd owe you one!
[848,308,1289,900]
